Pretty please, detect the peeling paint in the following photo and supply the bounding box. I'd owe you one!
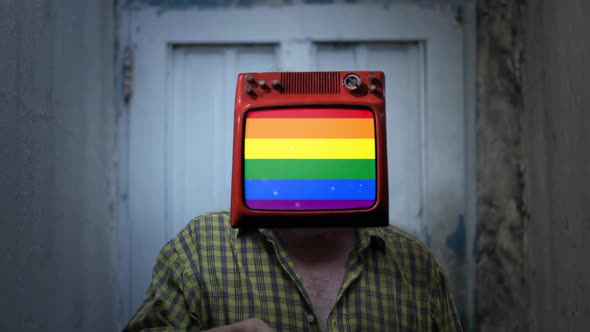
[238,0,256,7]
[420,220,433,248]
[126,0,474,10]
[446,215,466,265]
[304,0,335,4]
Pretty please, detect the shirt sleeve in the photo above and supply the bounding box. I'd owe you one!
[123,238,202,332]
[430,267,463,332]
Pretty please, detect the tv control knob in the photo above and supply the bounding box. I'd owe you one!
[271,79,283,91]
[343,73,362,90]
[245,85,256,96]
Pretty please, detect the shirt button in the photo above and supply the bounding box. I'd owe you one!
[307,314,315,323]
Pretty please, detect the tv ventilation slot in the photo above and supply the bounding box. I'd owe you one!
[280,72,341,94]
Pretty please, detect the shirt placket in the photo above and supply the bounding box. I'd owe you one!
[327,245,366,331]
[260,230,321,332]
[327,229,382,331]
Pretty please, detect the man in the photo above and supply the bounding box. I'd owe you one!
[124,209,462,331]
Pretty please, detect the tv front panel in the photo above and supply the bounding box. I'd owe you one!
[231,72,388,228]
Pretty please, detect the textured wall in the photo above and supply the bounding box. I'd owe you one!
[476,0,528,331]
[523,0,590,331]
[478,0,590,331]
[0,1,119,331]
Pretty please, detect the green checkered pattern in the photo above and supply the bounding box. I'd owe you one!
[124,210,462,331]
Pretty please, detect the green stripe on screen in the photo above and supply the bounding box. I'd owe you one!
[244,159,376,179]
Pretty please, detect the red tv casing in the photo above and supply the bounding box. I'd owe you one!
[231,71,388,228]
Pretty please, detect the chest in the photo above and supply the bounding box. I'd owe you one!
[199,251,425,331]
[295,262,348,330]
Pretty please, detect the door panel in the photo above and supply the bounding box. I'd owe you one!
[315,43,423,235]
[169,45,277,234]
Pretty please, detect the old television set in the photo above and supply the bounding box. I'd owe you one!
[231,71,388,228]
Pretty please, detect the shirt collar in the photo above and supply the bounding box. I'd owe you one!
[236,226,387,252]
[357,227,387,253]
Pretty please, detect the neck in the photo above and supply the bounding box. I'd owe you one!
[273,228,356,263]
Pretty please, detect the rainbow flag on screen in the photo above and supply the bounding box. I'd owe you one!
[244,108,376,210]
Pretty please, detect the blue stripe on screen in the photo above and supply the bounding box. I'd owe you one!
[244,179,376,200]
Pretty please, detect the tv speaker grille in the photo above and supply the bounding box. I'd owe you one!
[280,72,340,94]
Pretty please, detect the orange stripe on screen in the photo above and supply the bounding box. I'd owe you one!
[245,118,374,139]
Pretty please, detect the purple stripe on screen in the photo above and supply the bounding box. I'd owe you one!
[246,199,375,210]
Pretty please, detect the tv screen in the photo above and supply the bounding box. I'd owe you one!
[243,108,376,211]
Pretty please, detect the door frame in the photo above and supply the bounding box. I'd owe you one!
[117,2,477,330]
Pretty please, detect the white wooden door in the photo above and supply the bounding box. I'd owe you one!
[120,3,475,329]
[314,42,424,237]
[168,45,279,233]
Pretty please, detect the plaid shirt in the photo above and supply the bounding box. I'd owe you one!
[124,210,462,332]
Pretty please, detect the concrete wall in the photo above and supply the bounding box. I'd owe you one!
[0,1,119,331]
[524,0,590,331]
[476,1,528,330]
[478,0,590,331]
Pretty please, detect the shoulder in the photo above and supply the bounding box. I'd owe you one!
[379,224,432,259]
[158,209,234,272]
[174,208,235,246]
[186,209,232,230]
[377,225,444,287]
